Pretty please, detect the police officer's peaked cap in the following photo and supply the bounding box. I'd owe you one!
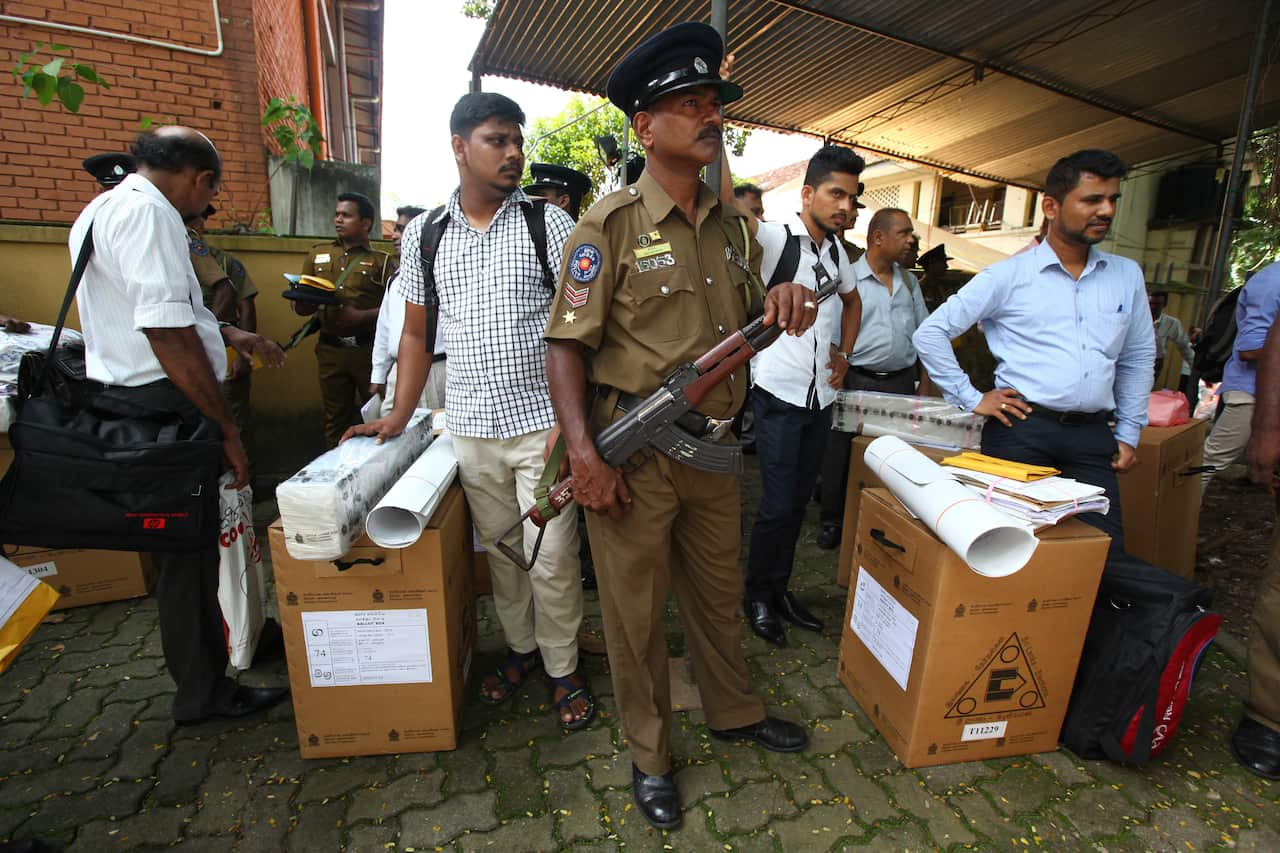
[919,244,953,266]
[625,152,646,185]
[524,163,593,202]
[855,181,867,209]
[606,22,743,116]
[83,153,137,189]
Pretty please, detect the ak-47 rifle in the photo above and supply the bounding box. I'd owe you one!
[497,271,842,570]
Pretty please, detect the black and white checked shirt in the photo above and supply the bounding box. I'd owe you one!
[397,188,574,439]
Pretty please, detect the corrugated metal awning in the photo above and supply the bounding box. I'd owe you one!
[471,0,1279,188]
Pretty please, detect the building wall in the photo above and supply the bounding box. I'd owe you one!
[0,0,310,227]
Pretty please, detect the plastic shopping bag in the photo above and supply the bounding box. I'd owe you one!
[217,473,268,670]
[1147,389,1190,427]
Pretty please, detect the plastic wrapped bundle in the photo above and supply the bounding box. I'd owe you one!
[832,389,985,450]
[277,410,434,560]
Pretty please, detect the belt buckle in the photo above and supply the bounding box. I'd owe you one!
[704,417,733,442]
[339,335,358,348]
[1058,411,1085,426]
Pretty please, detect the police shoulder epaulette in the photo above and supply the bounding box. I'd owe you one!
[584,185,643,225]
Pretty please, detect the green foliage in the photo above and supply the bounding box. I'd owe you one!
[262,96,323,171]
[1230,127,1280,288]
[461,0,495,20]
[526,95,752,210]
[11,43,109,113]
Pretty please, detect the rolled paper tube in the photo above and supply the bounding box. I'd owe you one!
[366,432,459,549]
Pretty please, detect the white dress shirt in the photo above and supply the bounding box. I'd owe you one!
[750,213,857,409]
[70,173,226,386]
[371,271,445,385]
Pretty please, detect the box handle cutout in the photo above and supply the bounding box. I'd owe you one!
[1177,465,1214,478]
[870,528,906,553]
[332,557,385,572]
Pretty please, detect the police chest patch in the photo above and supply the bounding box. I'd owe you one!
[570,244,601,283]
[190,238,209,256]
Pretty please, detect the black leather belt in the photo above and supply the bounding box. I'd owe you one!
[319,332,374,349]
[851,364,914,380]
[605,387,734,441]
[1026,403,1111,426]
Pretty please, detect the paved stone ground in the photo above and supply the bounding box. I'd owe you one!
[2,463,1277,852]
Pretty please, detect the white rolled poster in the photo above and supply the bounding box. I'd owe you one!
[365,432,459,548]
[862,435,1038,577]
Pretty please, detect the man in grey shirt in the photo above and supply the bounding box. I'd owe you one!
[817,207,932,550]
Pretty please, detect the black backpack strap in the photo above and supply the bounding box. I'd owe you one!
[35,224,96,398]
[520,198,555,290]
[767,225,801,289]
[416,204,450,299]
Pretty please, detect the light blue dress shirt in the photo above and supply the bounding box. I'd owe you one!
[848,255,929,372]
[1220,262,1280,397]
[912,238,1156,447]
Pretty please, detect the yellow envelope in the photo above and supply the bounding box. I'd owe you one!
[941,451,1060,482]
[0,556,61,674]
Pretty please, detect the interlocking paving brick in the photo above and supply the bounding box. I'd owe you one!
[284,798,346,852]
[546,767,607,843]
[599,787,673,848]
[1129,804,1218,852]
[706,779,798,834]
[813,754,899,825]
[946,790,1015,845]
[441,738,491,795]
[6,672,77,722]
[1056,787,1138,839]
[837,819,934,850]
[808,713,872,755]
[773,802,862,850]
[347,769,445,824]
[918,759,998,796]
[77,659,165,689]
[540,725,616,768]
[70,700,149,764]
[399,790,499,848]
[485,711,560,748]
[296,760,375,803]
[344,819,401,852]
[493,748,546,817]
[672,761,732,809]
[882,772,978,848]
[153,736,215,806]
[585,753,632,790]
[455,813,556,851]
[105,675,174,706]
[14,780,150,837]
[1032,750,1096,786]
[67,805,193,851]
[979,761,1070,816]
[3,759,113,804]
[187,761,252,837]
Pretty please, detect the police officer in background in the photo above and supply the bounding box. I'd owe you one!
[545,22,816,829]
[525,163,593,221]
[188,204,259,445]
[290,192,393,447]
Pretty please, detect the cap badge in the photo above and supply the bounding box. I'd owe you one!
[694,57,708,74]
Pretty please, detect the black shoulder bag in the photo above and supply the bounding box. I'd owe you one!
[0,225,223,552]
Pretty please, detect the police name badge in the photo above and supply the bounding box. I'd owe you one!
[570,244,602,283]
[635,253,675,273]
[315,253,331,264]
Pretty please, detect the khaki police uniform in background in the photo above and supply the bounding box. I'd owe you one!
[303,240,392,447]
[189,230,256,446]
[545,170,766,775]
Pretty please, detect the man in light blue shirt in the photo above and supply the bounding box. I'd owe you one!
[1200,262,1280,491]
[913,149,1156,554]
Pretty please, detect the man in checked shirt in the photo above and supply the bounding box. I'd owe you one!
[346,93,594,730]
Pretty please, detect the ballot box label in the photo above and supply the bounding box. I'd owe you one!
[961,720,1008,742]
[301,608,432,687]
[851,567,919,691]
[22,561,57,579]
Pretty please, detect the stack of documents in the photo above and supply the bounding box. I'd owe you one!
[943,467,1110,528]
[1,555,60,674]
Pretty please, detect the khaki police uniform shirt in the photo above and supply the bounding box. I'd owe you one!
[545,170,761,421]
[207,244,258,301]
[188,228,232,309]
[302,240,392,336]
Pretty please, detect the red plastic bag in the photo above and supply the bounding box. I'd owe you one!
[1147,389,1190,427]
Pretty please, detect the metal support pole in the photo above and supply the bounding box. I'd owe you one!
[705,0,728,190]
[470,63,482,94]
[1203,0,1273,322]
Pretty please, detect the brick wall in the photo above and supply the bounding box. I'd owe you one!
[0,0,312,226]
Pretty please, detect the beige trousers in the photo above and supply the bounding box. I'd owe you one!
[1201,390,1255,492]
[381,358,447,418]
[1247,501,1280,730]
[453,429,582,677]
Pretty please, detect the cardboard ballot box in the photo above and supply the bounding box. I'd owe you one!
[836,435,951,587]
[269,483,476,759]
[837,488,1109,768]
[1117,420,1209,580]
[4,546,155,610]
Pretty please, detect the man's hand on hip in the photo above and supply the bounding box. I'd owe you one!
[1112,440,1138,473]
[975,388,1032,427]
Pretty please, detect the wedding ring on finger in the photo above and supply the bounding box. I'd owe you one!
[802,300,817,309]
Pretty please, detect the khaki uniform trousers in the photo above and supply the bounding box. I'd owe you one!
[221,372,252,453]
[1247,500,1280,731]
[1201,391,1255,492]
[316,341,373,449]
[380,358,447,418]
[453,429,583,678]
[585,452,765,776]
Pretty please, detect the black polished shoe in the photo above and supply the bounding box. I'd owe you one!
[776,591,824,633]
[816,523,841,550]
[745,598,786,647]
[632,764,681,829]
[710,715,808,752]
[1230,717,1280,780]
[175,685,291,726]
